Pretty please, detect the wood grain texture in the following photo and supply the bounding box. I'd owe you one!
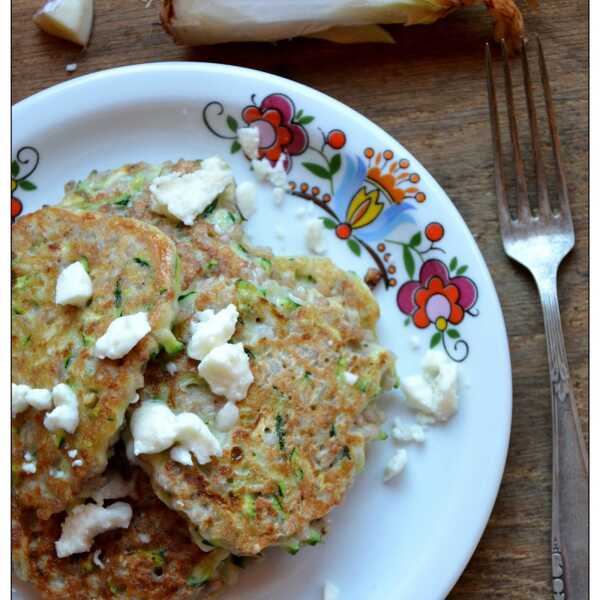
[12,1,588,597]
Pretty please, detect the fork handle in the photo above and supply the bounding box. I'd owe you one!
[535,272,588,600]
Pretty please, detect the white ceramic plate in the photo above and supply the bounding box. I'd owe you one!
[12,62,511,600]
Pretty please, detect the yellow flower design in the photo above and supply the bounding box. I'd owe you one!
[335,186,383,240]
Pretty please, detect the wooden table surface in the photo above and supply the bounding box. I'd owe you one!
[12,1,588,597]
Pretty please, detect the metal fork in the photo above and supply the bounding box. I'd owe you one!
[485,37,588,599]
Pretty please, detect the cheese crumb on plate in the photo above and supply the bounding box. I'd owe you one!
[305,218,327,255]
[237,126,259,159]
[391,417,426,444]
[400,350,459,422]
[236,181,257,218]
[383,448,408,482]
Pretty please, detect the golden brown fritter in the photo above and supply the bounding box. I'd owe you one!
[12,207,179,519]
[12,466,238,600]
[60,161,396,556]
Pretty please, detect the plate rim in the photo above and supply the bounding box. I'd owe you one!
[12,61,513,599]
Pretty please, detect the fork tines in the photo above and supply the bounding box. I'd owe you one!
[484,37,572,230]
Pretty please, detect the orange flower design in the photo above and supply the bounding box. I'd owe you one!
[243,105,292,163]
[241,94,308,169]
[413,276,464,331]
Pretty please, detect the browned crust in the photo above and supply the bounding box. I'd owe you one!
[12,469,234,600]
[12,207,178,519]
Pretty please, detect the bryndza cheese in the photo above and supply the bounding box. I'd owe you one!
[150,157,233,225]
[94,312,151,360]
[55,502,132,558]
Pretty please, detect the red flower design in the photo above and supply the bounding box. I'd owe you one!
[242,94,308,170]
[397,259,477,331]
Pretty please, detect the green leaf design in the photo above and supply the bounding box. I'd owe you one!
[295,109,304,120]
[347,239,361,257]
[298,115,315,125]
[404,317,410,326]
[230,140,241,154]
[403,245,415,279]
[409,232,422,248]
[11,160,19,177]
[329,154,342,176]
[430,332,442,348]
[302,162,331,179]
[226,116,238,133]
[456,265,468,275]
[19,180,36,191]
[447,329,460,339]
[321,218,336,230]
[449,257,458,271]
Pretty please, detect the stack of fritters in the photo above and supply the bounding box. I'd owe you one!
[12,158,396,598]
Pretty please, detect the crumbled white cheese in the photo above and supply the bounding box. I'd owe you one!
[170,445,193,466]
[416,413,438,426]
[22,461,37,474]
[323,581,340,600]
[12,383,53,416]
[130,400,222,466]
[391,417,426,444]
[343,371,358,385]
[50,468,66,479]
[67,449,78,458]
[72,459,84,467]
[383,448,408,482]
[215,401,239,431]
[24,451,33,461]
[173,411,223,465]
[251,156,288,190]
[92,549,105,569]
[236,181,257,218]
[165,362,178,375]
[237,126,259,159]
[44,383,80,434]
[94,312,151,360]
[55,261,92,307]
[55,502,132,558]
[305,218,327,255]
[401,351,459,422]
[131,393,140,404]
[92,472,134,505]
[138,532,151,544]
[149,157,233,226]
[197,343,253,402]
[33,0,94,47]
[187,304,238,361]
[130,402,176,455]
